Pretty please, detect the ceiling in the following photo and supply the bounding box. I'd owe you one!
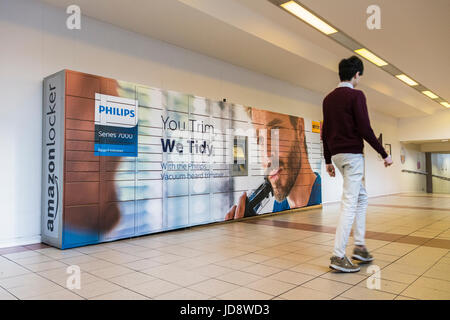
[40,0,449,119]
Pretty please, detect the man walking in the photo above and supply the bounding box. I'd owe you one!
[322,56,393,273]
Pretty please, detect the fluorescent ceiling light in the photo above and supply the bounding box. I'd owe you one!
[354,48,388,67]
[441,102,450,108]
[422,90,438,99]
[395,74,418,86]
[281,1,338,35]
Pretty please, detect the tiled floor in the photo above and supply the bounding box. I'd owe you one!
[0,193,449,300]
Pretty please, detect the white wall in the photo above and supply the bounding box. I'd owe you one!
[398,110,450,142]
[0,0,422,247]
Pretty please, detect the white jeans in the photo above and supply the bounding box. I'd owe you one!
[332,153,368,258]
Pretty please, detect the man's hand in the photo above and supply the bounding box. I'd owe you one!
[326,164,335,177]
[383,155,393,167]
[224,192,247,221]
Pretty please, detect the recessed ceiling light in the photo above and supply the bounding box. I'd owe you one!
[354,48,388,67]
[280,1,338,35]
[441,102,450,108]
[395,74,418,86]
[422,91,439,99]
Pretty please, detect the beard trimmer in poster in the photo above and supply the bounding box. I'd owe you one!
[244,177,273,218]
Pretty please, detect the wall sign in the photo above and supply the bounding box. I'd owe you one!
[94,93,138,157]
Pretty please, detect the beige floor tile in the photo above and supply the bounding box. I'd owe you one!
[156,245,204,258]
[194,253,229,264]
[278,253,315,264]
[89,265,134,279]
[295,247,331,258]
[289,263,330,277]
[253,248,288,258]
[3,250,41,260]
[131,279,181,298]
[217,287,273,300]
[303,234,335,244]
[154,288,210,300]
[141,264,208,286]
[423,267,450,281]
[246,278,295,296]
[214,258,255,270]
[169,256,213,270]
[11,254,54,266]
[0,273,46,289]
[306,255,333,267]
[90,251,142,264]
[410,276,450,293]
[0,261,31,279]
[357,278,408,295]
[7,280,64,299]
[149,253,185,264]
[333,296,354,300]
[383,263,428,276]
[74,245,110,254]
[38,268,101,287]
[216,270,262,286]
[268,270,315,285]
[237,253,272,263]
[394,295,417,300]
[279,286,335,300]
[25,289,84,300]
[123,258,162,271]
[109,272,156,287]
[242,264,282,277]
[59,255,99,265]
[74,280,122,299]
[39,249,85,260]
[374,243,417,257]
[260,257,300,269]
[90,289,148,300]
[401,283,450,300]
[268,244,301,253]
[340,286,396,300]
[302,278,352,296]
[188,279,239,297]
[159,267,208,286]
[427,262,450,274]
[374,268,417,285]
[369,252,399,263]
[77,260,117,272]
[123,249,163,259]
[0,287,17,300]
[193,264,232,278]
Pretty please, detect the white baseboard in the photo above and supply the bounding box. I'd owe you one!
[0,235,41,249]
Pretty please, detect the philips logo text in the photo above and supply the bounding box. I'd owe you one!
[99,105,135,118]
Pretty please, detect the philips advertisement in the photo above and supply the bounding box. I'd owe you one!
[42,70,322,249]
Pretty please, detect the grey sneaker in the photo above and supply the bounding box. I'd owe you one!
[329,255,361,273]
[352,246,374,263]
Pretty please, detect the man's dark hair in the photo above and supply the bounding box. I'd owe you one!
[339,56,364,81]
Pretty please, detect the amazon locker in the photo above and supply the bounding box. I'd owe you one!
[41,70,322,249]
